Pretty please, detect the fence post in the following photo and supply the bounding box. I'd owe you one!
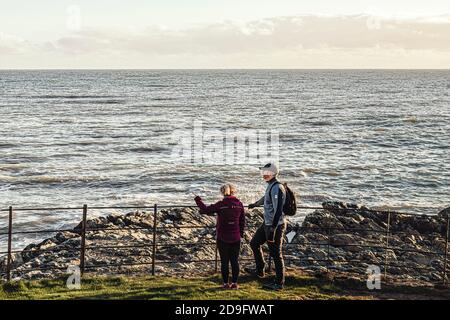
[151,204,157,276]
[326,225,331,274]
[383,211,391,279]
[79,204,87,275]
[268,255,272,273]
[443,214,449,285]
[6,206,13,282]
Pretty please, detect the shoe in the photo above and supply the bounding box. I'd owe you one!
[244,267,265,278]
[230,283,239,290]
[263,282,284,291]
[221,283,230,289]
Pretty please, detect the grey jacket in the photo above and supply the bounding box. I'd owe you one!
[254,178,286,227]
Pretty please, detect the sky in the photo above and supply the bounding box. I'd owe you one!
[1,0,450,68]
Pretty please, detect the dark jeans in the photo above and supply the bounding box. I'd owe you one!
[250,223,286,285]
[217,239,241,284]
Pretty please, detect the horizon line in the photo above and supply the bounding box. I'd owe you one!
[1,68,450,71]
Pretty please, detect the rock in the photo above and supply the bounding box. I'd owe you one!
[402,216,441,235]
[2,202,447,285]
[303,210,345,231]
[404,252,431,266]
[431,238,447,253]
[306,248,328,261]
[53,231,78,244]
[10,253,23,268]
[330,234,355,247]
[286,231,296,243]
[357,250,380,264]
[437,207,450,219]
[336,216,361,229]
[404,235,417,246]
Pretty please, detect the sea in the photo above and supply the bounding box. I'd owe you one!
[0,70,449,249]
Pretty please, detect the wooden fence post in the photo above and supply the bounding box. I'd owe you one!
[6,206,13,281]
[443,214,449,285]
[326,225,331,273]
[383,211,391,279]
[79,204,87,275]
[151,204,158,276]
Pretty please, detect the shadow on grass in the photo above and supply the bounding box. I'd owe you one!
[77,284,211,300]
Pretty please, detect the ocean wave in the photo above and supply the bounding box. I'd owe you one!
[282,169,308,178]
[150,97,179,101]
[0,163,28,171]
[198,94,230,99]
[345,165,375,171]
[3,156,48,163]
[0,175,17,182]
[324,171,342,177]
[375,90,403,94]
[68,141,113,146]
[127,146,169,153]
[404,116,418,124]
[217,86,239,90]
[290,168,334,178]
[0,143,18,149]
[301,194,333,203]
[64,99,125,105]
[144,84,171,88]
[308,120,334,126]
[32,95,118,99]
[279,134,303,142]
[49,153,87,158]
[371,204,442,213]
[301,168,321,174]
[138,104,185,108]
[270,96,287,100]
[0,175,104,184]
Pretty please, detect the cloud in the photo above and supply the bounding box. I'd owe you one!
[0,32,31,54]
[46,15,450,55]
[2,15,450,68]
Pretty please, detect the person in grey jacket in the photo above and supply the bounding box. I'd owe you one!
[245,162,286,291]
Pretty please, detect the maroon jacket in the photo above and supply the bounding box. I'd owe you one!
[194,195,245,244]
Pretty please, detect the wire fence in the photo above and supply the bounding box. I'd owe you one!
[0,204,449,285]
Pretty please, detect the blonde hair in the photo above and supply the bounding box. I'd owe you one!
[220,183,236,196]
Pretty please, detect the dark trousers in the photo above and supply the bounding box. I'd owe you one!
[217,239,241,284]
[250,223,286,285]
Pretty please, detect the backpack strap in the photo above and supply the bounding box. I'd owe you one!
[267,181,281,204]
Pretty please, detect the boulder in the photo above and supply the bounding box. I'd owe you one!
[437,207,450,220]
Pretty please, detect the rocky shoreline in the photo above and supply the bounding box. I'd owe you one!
[1,202,449,284]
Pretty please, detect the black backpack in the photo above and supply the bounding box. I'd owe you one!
[269,182,298,216]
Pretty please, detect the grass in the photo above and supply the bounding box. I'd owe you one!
[1,272,449,300]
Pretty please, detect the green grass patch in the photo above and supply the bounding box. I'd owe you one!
[0,272,448,300]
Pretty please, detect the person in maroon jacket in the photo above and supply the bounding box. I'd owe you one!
[194,184,245,289]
